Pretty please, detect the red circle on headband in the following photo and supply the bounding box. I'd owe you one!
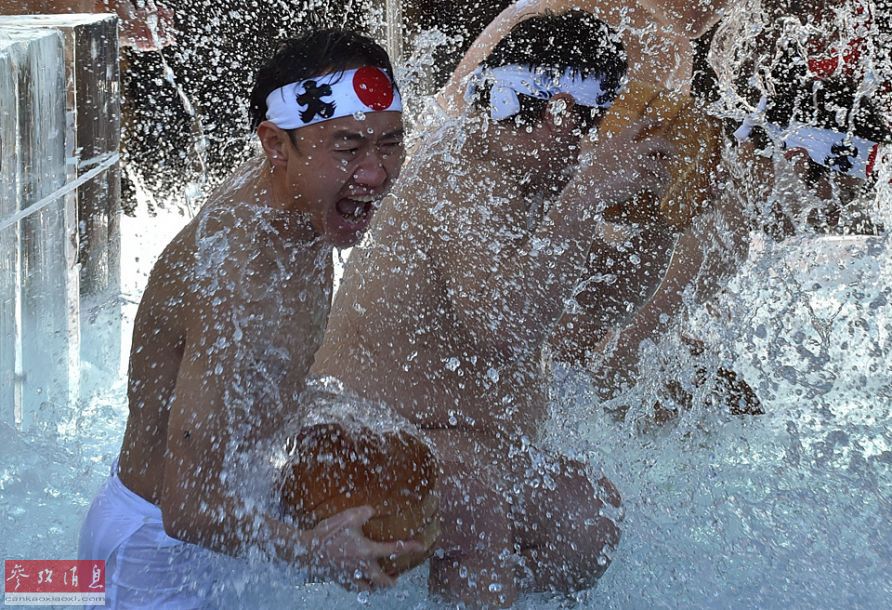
[353,67,395,111]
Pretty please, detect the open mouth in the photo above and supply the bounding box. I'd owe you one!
[335,197,375,225]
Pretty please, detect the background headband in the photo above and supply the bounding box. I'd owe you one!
[735,97,880,180]
[465,64,615,121]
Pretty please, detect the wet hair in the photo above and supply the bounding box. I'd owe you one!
[248,29,396,131]
[473,9,627,131]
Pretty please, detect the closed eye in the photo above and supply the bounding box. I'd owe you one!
[380,139,404,152]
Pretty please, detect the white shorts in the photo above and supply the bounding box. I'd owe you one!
[78,460,235,609]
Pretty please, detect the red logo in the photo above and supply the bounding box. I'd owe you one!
[5,560,105,606]
[353,66,395,111]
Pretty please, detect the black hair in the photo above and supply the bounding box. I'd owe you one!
[473,9,627,131]
[692,23,721,108]
[760,51,889,144]
[249,29,396,131]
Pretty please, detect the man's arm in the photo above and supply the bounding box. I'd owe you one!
[160,356,302,561]
[160,339,415,588]
[587,188,752,395]
[432,120,671,360]
[155,226,420,587]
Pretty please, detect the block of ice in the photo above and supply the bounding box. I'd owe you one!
[0,27,70,430]
[0,14,123,389]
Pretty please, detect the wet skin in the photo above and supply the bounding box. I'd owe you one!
[118,159,334,507]
[310,113,669,606]
[116,108,417,587]
[441,0,748,393]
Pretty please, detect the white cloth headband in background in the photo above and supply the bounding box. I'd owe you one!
[735,96,881,180]
[465,64,616,121]
[266,66,402,130]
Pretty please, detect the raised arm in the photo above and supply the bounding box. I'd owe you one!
[587,184,752,396]
[432,120,672,361]
[437,0,729,114]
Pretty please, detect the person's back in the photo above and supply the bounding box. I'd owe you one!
[311,10,671,606]
[313,138,550,438]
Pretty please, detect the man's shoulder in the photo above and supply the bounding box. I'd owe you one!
[397,147,492,214]
[194,198,255,240]
[193,158,274,243]
[145,206,248,306]
[149,215,199,279]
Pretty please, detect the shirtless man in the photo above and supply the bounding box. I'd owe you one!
[78,29,425,607]
[309,11,671,607]
[440,0,755,407]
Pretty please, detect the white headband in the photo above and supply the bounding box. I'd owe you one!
[735,97,880,180]
[265,66,402,130]
[465,64,616,121]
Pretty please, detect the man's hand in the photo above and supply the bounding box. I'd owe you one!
[576,118,675,210]
[305,506,427,591]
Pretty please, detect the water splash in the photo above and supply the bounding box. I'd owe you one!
[3,2,891,608]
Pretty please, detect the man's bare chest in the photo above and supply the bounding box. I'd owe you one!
[236,264,332,342]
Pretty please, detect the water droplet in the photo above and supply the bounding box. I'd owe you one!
[543,474,556,490]
[445,357,460,371]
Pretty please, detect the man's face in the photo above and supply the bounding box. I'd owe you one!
[501,103,594,187]
[285,111,405,248]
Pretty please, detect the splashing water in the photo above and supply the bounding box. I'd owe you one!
[545,232,892,609]
[2,2,891,609]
